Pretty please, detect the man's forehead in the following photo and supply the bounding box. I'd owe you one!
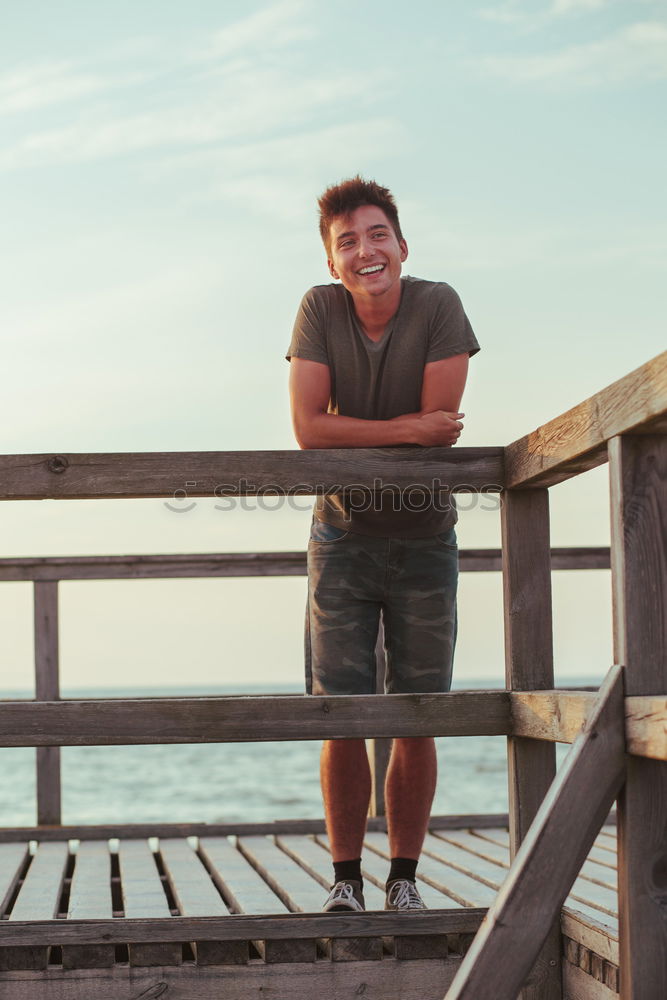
[329,206,392,240]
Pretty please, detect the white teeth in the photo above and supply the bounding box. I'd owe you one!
[359,264,384,274]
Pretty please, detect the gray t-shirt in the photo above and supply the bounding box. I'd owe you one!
[286,275,480,537]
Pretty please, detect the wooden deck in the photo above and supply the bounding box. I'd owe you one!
[0,818,620,999]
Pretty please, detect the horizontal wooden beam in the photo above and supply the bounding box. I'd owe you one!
[0,691,512,747]
[0,447,504,501]
[0,547,611,581]
[511,691,597,744]
[0,908,486,948]
[625,696,667,761]
[0,813,510,844]
[505,351,667,488]
[512,690,667,760]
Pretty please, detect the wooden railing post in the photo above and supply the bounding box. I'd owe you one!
[34,581,61,825]
[609,434,667,1000]
[368,621,392,818]
[501,488,561,1000]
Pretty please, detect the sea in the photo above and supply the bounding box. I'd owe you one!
[0,679,600,828]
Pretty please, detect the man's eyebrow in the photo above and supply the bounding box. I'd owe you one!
[335,224,390,244]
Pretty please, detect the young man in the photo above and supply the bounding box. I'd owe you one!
[286,177,479,912]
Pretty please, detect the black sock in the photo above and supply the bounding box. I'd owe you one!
[387,857,418,888]
[333,858,363,888]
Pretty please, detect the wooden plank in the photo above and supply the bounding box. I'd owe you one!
[236,836,323,963]
[501,487,561,1000]
[457,829,620,930]
[63,842,114,970]
[2,842,69,971]
[609,433,667,1000]
[561,908,619,967]
[0,956,466,1000]
[33,581,61,827]
[277,835,383,960]
[563,961,619,1000]
[118,839,181,967]
[0,812,510,843]
[625,695,667,760]
[199,836,288,915]
[159,838,245,966]
[0,546,610,581]
[511,691,596,743]
[0,447,505,500]
[0,908,486,947]
[514,691,667,758]
[0,690,512,746]
[0,844,30,915]
[505,350,667,488]
[445,665,626,1000]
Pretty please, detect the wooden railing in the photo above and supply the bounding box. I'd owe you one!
[0,349,665,1000]
[0,544,612,828]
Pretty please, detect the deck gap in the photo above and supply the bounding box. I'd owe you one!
[109,849,124,916]
[0,849,33,918]
[153,847,179,914]
[194,840,237,911]
[56,849,76,917]
[49,946,62,965]
[183,942,195,962]
[115,944,129,963]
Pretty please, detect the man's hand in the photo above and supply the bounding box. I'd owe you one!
[412,410,465,446]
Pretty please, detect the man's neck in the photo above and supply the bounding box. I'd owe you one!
[351,283,402,342]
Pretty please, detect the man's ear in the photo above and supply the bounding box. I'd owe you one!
[328,258,340,280]
[399,239,408,263]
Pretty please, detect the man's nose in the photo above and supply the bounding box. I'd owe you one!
[358,239,376,258]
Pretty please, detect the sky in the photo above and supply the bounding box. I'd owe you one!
[1,0,665,693]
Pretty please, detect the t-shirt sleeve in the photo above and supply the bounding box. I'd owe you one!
[285,287,330,365]
[425,283,480,363]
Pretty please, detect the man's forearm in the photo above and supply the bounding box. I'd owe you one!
[296,409,464,449]
[296,411,421,449]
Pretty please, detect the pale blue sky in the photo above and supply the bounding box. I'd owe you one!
[1,0,665,690]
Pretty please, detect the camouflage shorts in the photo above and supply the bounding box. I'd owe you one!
[305,519,458,696]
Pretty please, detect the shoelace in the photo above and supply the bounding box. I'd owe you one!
[329,881,357,903]
[387,879,424,909]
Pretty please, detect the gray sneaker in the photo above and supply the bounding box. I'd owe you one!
[323,879,365,912]
[385,879,427,910]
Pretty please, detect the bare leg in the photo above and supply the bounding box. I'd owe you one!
[385,737,437,859]
[321,738,372,861]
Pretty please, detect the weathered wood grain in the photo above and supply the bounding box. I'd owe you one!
[0,690,512,746]
[609,433,667,1000]
[505,350,667,488]
[0,546,610,581]
[0,447,504,500]
[33,582,61,827]
[625,695,667,759]
[501,487,561,1000]
[199,836,288,916]
[0,907,486,947]
[445,665,626,1000]
[0,812,510,844]
[511,691,597,743]
[63,841,114,969]
[0,956,464,1000]
[562,960,619,1000]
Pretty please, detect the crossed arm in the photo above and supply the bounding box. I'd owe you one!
[289,354,470,449]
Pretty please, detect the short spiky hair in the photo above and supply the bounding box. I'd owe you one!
[318,175,403,255]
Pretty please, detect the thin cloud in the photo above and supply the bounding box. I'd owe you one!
[0,61,149,116]
[477,19,667,85]
[196,0,314,61]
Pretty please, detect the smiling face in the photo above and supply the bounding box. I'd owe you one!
[327,204,408,307]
